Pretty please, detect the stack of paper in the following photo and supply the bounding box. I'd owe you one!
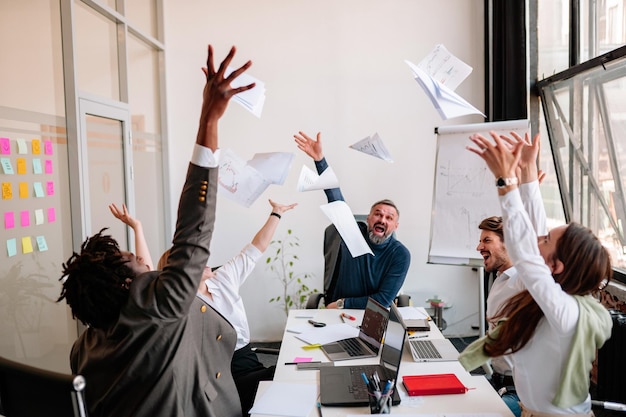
[406,44,484,120]
[227,66,266,118]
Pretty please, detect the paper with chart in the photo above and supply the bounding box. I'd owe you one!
[218,149,271,207]
[296,165,339,192]
[418,44,474,91]
[226,66,266,118]
[349,132,394,162]
[320,200,373,258]
[247,152,294,185]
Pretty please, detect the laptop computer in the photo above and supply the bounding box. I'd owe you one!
[320,297,389,361]
[319,302,406,407]
[406,338,460,362]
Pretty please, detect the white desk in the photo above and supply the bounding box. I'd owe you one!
[252,309,513,417]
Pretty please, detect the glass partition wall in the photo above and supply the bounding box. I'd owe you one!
[0,0,168,372]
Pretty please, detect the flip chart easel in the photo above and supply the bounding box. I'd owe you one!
[428,119,529,336]
[428,119,529,266]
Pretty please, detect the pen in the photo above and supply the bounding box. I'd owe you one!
[339,314,345,323]
[284,361,322,365]
[341,312,356,321]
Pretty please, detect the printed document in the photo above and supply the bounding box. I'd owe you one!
[418,44,473,91]
[297,165,339,192]
[349,132,394,162]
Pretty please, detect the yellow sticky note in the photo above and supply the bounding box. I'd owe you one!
[2,182,13,200]
[16,157,26,174]
[19,182,28,198]
[32,139,41,155]
[301,344,322,350]
[22,236,33,254]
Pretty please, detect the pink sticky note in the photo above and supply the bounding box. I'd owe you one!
[4,211,15,229]
[46,181,54,196]
[45,160,53,174]
[0,138,10,155]
[20,210,30,227]
[292,357,314,363]
[47,207,56,223]
[44,139,53,155]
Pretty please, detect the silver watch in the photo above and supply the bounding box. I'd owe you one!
[336,298,344,309]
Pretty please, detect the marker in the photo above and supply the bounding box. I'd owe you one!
[284,361,322,365]
[341,312,356,321]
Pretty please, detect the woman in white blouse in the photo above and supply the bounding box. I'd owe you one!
[460,131,613,417]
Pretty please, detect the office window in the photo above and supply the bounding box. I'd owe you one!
[534,0,626,284]
[538,47,626,281]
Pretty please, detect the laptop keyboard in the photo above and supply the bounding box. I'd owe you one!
[338,338,368,357]
[409,339,442,359]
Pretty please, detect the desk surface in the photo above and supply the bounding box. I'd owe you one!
[252,309,513,417]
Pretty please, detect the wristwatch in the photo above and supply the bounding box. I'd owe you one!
[495,177,518,188]
[336,298,345,309]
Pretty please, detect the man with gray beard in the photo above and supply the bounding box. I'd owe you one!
[294,131,410,309]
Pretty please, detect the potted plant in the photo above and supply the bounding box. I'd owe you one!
[266,229,318,315]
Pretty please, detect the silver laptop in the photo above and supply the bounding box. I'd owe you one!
[319,302,406,406]
[320,297,389,361]
[407,338,460,362]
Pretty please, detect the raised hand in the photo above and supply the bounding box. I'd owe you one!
[268,199,297,216]
[196,45,255,149]
[294,131,324,161]
[467,130,523,182]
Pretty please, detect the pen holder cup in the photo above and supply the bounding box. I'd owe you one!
[368,390,392,414]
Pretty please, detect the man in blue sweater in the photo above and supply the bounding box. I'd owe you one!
[294,131,411,309]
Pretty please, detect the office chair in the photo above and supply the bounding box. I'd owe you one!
[306,220,410,309]
[0,355,88,417]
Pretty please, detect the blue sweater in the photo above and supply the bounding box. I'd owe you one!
[315,158,411,309]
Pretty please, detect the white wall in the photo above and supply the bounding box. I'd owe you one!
[163,0,486,340]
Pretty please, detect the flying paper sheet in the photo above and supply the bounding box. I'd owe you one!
[349,132,393,162]
[297,165,339,192]
[418,44,473,91]
[218,149,270,207]
[227,66,266,118]
[406,60,485,120]
[320,200,373,257]
[247,152,294,185]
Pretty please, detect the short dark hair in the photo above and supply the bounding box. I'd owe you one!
[478,216,504,242]
[370,199,400,218]
[57,228,134,330]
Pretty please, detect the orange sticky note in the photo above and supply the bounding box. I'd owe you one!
[22,236,33,254]
[19,182,28,198]
[16,158,26,174]
[2,182,13,200]
[32,139,41,155]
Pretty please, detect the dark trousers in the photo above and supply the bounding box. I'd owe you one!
[232,344,276,417]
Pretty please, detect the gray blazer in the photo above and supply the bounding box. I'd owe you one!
[70,163,241,417]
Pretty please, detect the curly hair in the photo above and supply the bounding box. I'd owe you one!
[57,228,135,330]
[485,222,612,356]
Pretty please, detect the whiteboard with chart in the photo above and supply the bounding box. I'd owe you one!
[428,119,529,265]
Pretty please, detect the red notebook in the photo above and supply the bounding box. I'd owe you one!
[402,373,468,396]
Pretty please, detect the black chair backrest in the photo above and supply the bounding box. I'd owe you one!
[0,355,88,417]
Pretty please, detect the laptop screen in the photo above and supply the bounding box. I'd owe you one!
[381,302,406,371]
[358,298,389,351]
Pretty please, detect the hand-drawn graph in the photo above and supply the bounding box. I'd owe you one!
[428,120,529,264]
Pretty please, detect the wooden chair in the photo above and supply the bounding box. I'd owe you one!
[0,355,88,417]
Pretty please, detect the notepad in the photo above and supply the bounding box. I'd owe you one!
[402,373,468,396]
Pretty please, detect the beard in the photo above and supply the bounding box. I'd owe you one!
[368,229,392,245]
